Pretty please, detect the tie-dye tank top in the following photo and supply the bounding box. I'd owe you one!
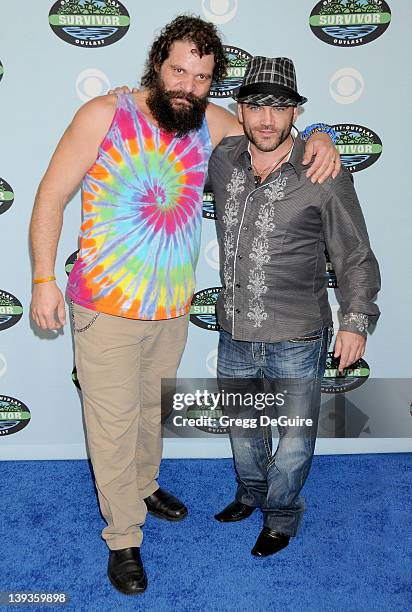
[67,93,212,320]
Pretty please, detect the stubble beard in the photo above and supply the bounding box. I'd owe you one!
[244,119,294,153]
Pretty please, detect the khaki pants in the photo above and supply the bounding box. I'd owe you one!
[72,303,189,550]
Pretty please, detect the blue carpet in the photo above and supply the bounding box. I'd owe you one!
[1,455,411,612]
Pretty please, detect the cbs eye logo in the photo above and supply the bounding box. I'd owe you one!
[202,0,238,24]
[206,348,218,376]
[76,69,111,102]
[0,354,7,378]
[330,68,364,105]
[204,239,220,271]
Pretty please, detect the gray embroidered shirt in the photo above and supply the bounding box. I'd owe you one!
[208,134,381,342]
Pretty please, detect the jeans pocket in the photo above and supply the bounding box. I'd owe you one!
[288,329,323,344]
[71,302,100,334]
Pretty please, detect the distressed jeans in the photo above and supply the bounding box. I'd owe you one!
[217,326,331,536]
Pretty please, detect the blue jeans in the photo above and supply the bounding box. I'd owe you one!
[217,326,331,536]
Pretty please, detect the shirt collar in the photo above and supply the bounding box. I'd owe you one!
[234,126,305,179]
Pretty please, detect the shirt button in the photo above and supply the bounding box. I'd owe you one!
[235,283,241,288]
[238,255,242,259]
[235,309,240,314]
[249,197,254,202]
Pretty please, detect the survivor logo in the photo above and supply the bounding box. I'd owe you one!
[310,0,391,47]
[49,0,130,47]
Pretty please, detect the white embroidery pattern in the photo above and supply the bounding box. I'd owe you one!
[341,312,369,334]
[222,168,246,319]
[247,176,287,327]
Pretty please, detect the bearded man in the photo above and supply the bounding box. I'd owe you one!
[30,16,339,594]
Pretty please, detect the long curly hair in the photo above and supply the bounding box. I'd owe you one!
[141,15,228,87]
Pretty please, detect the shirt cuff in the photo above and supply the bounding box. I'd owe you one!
[339,312,369,337]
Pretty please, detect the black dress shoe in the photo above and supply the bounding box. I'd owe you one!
[251,527,290,557]
[144,488,188,521]
[214,500,255,522]
[107,547,147,595]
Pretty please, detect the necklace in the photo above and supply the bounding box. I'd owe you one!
[249,139,294,188]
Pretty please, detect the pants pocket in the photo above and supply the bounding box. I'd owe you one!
[288,331,322,344]
[71,302,100,334]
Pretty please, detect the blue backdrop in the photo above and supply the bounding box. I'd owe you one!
[0,0,411,459]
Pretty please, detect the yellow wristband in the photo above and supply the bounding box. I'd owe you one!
[33,275,56,285]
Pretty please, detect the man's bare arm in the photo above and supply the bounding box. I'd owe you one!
[30,95,117,330]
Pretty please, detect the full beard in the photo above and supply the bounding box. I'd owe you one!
[146,79,208,138]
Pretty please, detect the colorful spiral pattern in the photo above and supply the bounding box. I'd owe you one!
[67,94,211,320]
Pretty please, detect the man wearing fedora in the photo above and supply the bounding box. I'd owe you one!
[209,57,381,557]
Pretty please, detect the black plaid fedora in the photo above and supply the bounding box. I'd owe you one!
[233,56,307,107]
